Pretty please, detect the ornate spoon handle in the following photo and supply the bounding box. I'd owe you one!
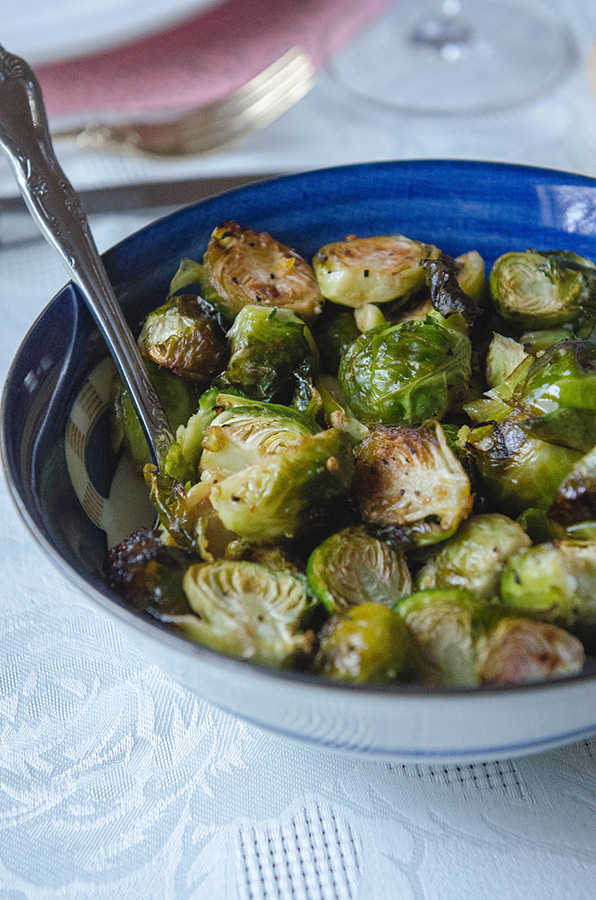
[0,46,173,465]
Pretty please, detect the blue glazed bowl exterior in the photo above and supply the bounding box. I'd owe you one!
[3,160,596,763]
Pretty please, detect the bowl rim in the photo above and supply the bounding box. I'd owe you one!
[3,156,596,704]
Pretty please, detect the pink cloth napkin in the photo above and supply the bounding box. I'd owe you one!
[35,0,389,118]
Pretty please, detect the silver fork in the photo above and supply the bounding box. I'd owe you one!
[52,46,316,157]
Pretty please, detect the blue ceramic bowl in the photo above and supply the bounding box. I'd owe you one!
[4,160,596,763]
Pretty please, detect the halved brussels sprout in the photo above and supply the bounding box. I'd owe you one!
[112,359,199,468]
[396,588,480,686]
[465,409,582,516]
[500,540,596,643]
[485,333,529,390]
[202,222,324,324]
[421,258,480,331]
[217,304,319,404]
[209,427,354,544]
[353,421,472,546]
[138,294,228,383]
[549,444,596,525]
[199,393,318,482]
[314,602,414,682]
[416,513,531,600]
[475,617,584,685]
[178,560,315,665]
[513,340,596,415]
[306,526,412,613]
[489,249,596,330]
[338,316,472,426]
[354,303,387,332]
[312,233,440,309]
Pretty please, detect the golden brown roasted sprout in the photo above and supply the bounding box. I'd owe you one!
[203,221,324,324]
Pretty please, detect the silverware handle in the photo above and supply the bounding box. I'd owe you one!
[0,46,173,464]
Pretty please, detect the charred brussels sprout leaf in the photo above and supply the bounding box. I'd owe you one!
[475,617,584,685]
[315,374,369,446]
[202,222,324,324]
[312,303,362,374]
[307,526,412,613]
[338,316,472,426]
[162,385,220,484]
[354,421,472,546]
[112,359,199,468]
[313,233,440,309]
[314,602,414,682]
[138,294,228,383]
[209,427,354,544]
[500,540,596,645]
[179,560,316,665]
[421,258,481,331]
[489,249,596,329]
[416,513,531,600]
[218,305,319,404]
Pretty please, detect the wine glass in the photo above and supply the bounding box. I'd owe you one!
[326,0,577,116]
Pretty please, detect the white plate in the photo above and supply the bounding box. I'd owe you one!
[2,0,225,66]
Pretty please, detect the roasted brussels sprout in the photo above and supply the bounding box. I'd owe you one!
[500,540,596,644]
[353,421,472,546]
[105,528,191,618]
[179,560,316,665]
[311,304,362,374]
[209,427,354,544]
[485,333,529,390]
[338,315,472,426]
[465,409,582,516]
[452,249,487,305]
[475,617,584,685]
[549,444,596,525]
[217,305,319,404]
[396,588,480,686]
[416,513,531,600]
[513,340,596,415]
[313,233,440,309]
[112,359,199,468]
[306,526,411,613]
[314,602,414,682]
[199,393,319,482]
[489,249,596,329]
[138,294,227,383]
[202,222,324,324]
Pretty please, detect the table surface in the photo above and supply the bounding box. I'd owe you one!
[1,0,596,896]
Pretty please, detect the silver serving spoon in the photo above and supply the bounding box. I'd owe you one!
[0,45,173,466]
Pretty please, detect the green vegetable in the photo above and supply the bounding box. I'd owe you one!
[421,257,480,331]
[353,421,472,546]
[314,602,414,682]
[217,304,319,404]
[489,249,596,329]
[475,617,584,684]
[416,513,531,600]
[313,232,439,309]
[338,316,472,426]
[307,526,412,613]
[513,340,596,415]
[485,333,529,390]
[202,221,324,324]
[549,444,596,525]
[178,560,315,665]
[138,293,227,383]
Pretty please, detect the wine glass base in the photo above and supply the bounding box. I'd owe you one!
[326,0,578,115]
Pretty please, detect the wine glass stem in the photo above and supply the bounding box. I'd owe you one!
[409,0,473,56]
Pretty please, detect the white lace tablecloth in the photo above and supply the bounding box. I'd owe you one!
[2,0,596,896]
